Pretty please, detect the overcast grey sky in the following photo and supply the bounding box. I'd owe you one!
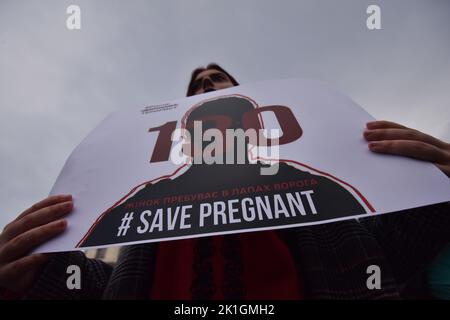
[1,0,449,228]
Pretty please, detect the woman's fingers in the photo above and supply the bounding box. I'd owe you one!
[2,201,73,242]
[0,195,72,293]
[15,194,72,221]
[368,140,448,164]
[364,128,449,149]
[0,219,67,263]
[364,120,450,178]
[366,120,408,130]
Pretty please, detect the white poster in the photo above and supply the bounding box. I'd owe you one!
[29,78,450,253]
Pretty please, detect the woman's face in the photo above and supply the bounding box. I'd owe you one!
[191,69,235,95]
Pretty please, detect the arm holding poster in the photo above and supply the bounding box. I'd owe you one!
[0,195,72,295]
[361,120,450,297]
[0,195,113,298]
[364,120,450,178]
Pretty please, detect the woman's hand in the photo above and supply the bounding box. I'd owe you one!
[0,194,73,294]
[364,120,450,178]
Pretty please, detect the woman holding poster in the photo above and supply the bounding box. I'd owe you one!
[0,64,449,299]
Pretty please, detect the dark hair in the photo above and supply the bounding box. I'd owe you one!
[186,63,239,97]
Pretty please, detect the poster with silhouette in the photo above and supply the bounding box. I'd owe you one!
[32,79,450,253]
